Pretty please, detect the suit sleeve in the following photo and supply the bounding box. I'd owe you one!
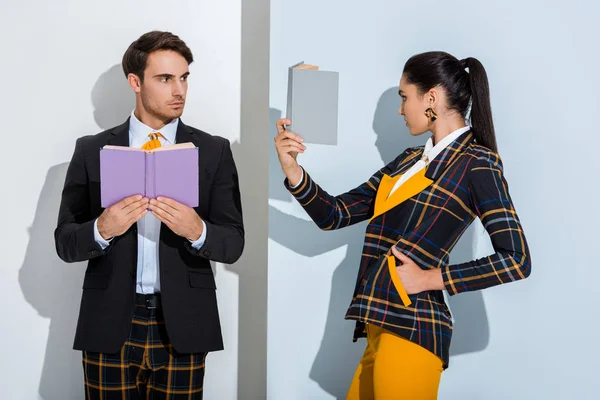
[184,139,244,263]
[54,138,106,263]
[283,153,405,230]
[442,152,532,295]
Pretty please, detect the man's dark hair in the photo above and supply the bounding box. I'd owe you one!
[122,31,194,82]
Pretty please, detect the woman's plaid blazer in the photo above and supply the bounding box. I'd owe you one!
[284,131,531,368]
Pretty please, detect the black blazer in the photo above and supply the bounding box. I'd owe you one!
[54,118,244,354]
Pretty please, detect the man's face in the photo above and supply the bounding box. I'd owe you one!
[138,50,190,123]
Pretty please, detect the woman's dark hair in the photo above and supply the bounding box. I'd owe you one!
[122,31,194,82]
[403,51,497,153]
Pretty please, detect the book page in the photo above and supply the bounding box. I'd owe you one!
[153,142,196,152]
[102,142,196,153]
[102,145,144,151]
[294,64,318,70]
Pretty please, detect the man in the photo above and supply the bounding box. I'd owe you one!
[55,31,244,399]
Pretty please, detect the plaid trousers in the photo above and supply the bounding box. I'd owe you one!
[82,294,207,399]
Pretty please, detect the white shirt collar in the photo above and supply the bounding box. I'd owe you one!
[129,111,179,145]
[422,126,470,163]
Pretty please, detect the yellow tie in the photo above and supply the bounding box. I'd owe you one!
[141,132,164,150]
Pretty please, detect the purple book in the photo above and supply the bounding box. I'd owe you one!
[100,143,199,208]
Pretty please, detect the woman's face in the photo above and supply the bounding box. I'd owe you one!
[398,74,430,136]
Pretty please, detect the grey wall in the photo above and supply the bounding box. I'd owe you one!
[268,0,599,399]
[231,0,270,398]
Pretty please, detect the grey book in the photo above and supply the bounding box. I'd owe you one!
[286,61,339,145]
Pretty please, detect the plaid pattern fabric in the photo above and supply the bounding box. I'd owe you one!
[285,131,531,368]
[82,296,207,399]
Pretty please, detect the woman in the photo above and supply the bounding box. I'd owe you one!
[274,51,531,399]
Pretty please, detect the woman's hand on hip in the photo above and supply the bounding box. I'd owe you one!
[392,246,445,294]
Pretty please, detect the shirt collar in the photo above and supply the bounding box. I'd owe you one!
[129,111,179,145]
[423,126,471,163]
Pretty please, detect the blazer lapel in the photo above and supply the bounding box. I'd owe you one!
[391,148,423,177]
[108,118,130,146]
[370,169,433,221]
[369,147,427,221]
[175,119,195,144]
[372,173,399,218]
[424,131,474,180]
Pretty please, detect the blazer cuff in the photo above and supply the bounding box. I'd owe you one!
[184,221,213,259]
[441,263,466,296]
[81,219,107,259]
[284,166,316,202]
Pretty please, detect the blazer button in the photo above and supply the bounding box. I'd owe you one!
[202,249,211,257]
[90,250,98,256]
[361,279,367,286]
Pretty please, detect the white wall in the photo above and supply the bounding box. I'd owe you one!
[0,1,270,399]
[268,0,599,399]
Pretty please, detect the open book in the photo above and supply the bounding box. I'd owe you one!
[100,142,199,208]
[286,61,339,145]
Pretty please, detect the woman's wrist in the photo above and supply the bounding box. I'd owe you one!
[285,164,303,187]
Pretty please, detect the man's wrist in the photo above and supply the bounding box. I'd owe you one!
[97,218,112,240]
[187,220,204,241]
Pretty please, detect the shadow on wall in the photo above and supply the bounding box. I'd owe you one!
[91,64,135,128]
[18,64,135,400]
[19,162,83,400]
[268,87,489,398]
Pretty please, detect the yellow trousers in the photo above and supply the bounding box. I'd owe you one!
[346,324,443,400]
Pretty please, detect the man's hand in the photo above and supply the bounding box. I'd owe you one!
[97,195,149,240]
[149,197,204,240]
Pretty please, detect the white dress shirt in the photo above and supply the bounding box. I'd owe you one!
[93,111,207,294]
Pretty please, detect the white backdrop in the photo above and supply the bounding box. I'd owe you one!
[0,1,270,399]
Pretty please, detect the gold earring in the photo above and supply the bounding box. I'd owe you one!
[425,107,438,122]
